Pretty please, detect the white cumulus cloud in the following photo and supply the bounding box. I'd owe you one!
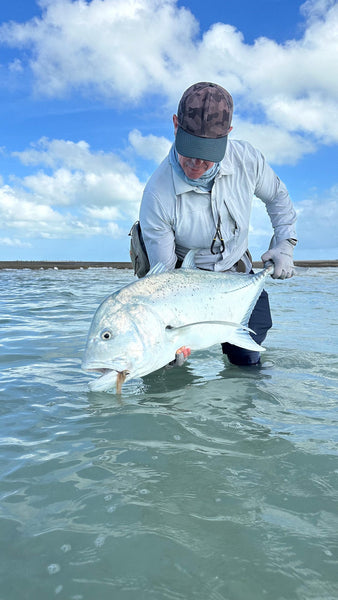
[0,236,32,248]
[0,137,147,241]
[12,137,145,211]
[0,0,337,258]
[296,185,338,251]
[0,0,337,156]
[128,129,172,163]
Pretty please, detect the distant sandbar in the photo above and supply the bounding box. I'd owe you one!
[0,260,337,270]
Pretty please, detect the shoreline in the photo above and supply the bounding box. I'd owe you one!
[0,260,337,270]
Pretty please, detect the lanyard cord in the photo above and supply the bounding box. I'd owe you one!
[210,214,225,255]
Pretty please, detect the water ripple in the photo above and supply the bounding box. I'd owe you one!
[1,267,337,600]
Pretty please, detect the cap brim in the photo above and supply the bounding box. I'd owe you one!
[175,126,227,162]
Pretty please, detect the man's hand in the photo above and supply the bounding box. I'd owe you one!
[167,346,191,367]
[261,239,296,280]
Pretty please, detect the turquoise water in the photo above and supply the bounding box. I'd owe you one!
[0,267,337,600]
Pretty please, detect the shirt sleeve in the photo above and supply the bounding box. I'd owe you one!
[139,188,177,270]
[254,151,297,243]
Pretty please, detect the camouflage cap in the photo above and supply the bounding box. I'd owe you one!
[175,82,233,162]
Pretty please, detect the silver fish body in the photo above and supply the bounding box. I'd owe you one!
[82,251,273,392]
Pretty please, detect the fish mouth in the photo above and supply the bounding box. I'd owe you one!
[83,363,130,393]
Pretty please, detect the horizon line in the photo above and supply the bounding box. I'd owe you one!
[1,260,337,270]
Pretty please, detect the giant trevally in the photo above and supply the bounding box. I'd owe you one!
[82,251,274,393]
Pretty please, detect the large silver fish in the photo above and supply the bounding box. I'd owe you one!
[82,251,274,392]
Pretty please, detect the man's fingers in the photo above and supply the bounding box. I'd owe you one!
[167,346,191,368]
[174,346,191,366]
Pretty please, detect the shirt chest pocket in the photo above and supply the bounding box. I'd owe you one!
[175,193,215,248]
[178,192,211,212]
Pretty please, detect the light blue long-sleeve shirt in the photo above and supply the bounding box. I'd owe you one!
[140,139,297,272]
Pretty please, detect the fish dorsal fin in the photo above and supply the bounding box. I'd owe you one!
[146,262,169,277]
[146,250,198,276]
[181,250,197,270]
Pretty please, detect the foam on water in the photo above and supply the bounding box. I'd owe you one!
[0,267,337,600]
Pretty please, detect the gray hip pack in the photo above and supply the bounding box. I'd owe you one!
[129,221,150,278]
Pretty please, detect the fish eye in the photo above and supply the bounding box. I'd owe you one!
[101,329,113,341]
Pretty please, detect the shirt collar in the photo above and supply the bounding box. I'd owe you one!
[218,148,234,175]
[172,168,202,194]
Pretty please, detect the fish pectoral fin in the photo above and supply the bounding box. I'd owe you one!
[165,321,262,352]
[166,320,255,334]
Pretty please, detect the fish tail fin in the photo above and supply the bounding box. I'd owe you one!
[240,266,272,329]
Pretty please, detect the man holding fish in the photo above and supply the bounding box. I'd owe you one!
[139,82,297,367]
[82,82,298,392]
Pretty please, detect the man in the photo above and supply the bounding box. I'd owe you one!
[139,82,297,366]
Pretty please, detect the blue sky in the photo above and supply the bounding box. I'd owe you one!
[0,0,337,262]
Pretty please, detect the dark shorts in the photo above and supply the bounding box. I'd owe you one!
[221,289,272,365]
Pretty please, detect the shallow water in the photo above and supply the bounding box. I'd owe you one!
[0,267,337,600]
